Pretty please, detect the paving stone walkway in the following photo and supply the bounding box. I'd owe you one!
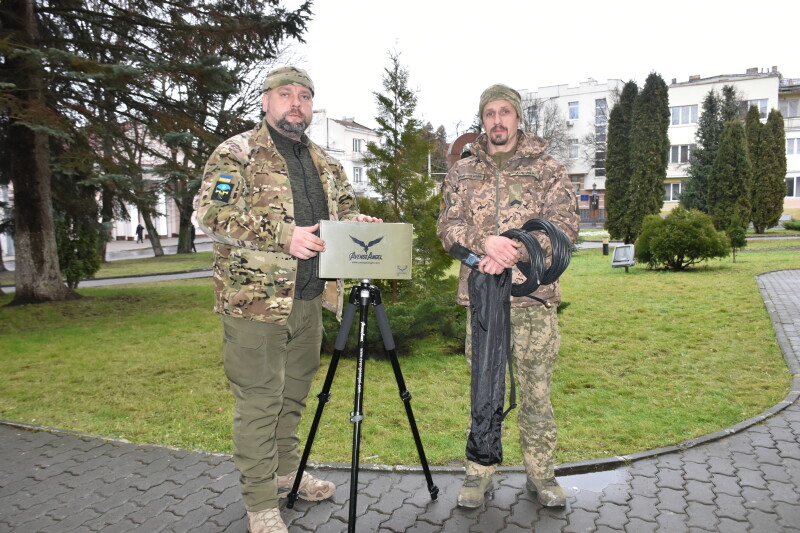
[1,269,798,532]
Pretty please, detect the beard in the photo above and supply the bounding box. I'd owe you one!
[278,116,309,137]
[489,126,509,146]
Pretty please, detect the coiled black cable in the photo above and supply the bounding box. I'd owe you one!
[501,218,572,297]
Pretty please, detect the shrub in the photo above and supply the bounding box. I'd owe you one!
[635,207,730,271]
[784,218,800,231]
[321,275,465,359]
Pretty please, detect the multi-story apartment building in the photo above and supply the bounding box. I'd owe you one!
[666,67,800,220]
[519,79,624,224]
[515,66,800,224]
[307,110,381,199]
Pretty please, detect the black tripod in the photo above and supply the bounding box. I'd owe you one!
[286,280,439,532]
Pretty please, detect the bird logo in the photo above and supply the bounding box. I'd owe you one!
[350,235,384,253]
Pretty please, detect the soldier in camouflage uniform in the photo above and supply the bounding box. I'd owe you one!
[197,66,381,533]
[437,84,579,509]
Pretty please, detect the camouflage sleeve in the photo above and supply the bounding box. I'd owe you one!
[436,164,492,256]
[196,141,294,253]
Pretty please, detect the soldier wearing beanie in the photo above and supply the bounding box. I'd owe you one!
[197,66,381,533]
[437,84,579,509]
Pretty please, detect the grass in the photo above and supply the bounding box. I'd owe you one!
[1,243,798,468]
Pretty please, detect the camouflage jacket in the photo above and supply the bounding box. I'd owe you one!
[437,130,579,308]
[197,120,360,324]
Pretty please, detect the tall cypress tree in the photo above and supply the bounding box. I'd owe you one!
[604,80,638,243]
[708,121,752,232]
[744,106,765,230]
[751,109,788,233]
[681,89,723,212]
[627,72,670,243]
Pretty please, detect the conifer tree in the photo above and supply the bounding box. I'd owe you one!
[626,73,670,243]
[708,121,752,233]
[751,109,788,233]
[681,89,723,212]
[363,52,449,283]
[0,0,310,304]
[604,80,638,243]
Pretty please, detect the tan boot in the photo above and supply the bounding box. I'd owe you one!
[277,470,336,501]
[457,461,495,508]
[247,507,288,533]
[526,476,567,507]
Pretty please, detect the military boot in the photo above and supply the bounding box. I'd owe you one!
[247,507,288,533]
[457,461,495,508]
[277,470,336,501]
[526,476,567,507]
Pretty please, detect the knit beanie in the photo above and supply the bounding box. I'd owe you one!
[263,66,315,96]
[479,84,522,120]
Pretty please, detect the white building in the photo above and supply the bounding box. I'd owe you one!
[519,78,624,223]
[665,67,800,220]
[517,66,800,224]
[307,110,381,200]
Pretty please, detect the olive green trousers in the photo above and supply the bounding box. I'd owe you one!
[221,296,323,511]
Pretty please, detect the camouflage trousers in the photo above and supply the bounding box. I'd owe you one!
[221,296,323,511]
[465,304,560,478]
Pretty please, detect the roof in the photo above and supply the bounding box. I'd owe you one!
[331,118,377,134]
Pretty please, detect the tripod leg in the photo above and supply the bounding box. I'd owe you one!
[286,289,359,508]
[348,282,372,533]
[373,300,440,502]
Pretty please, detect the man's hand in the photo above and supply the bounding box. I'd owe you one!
[289,223,325,259]
[478,256,506,275]
[352,214,383,223]
[484,235,522,269]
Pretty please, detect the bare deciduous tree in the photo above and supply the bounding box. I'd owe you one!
[521,96,571,168]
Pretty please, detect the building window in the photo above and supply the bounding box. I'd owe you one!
[664,183,681,202]
[780,98,799,118]
[595,99,607,125]
[526,105,538,127]
[568,101,579,120]
[595,150,606,171]
[671,105,698,125]
[353,138,362,153]
[569,139,580,159]
[744,99,768,119]
[353,166,362,183]
[786,177,797,198]
[670,144,692,164]
[595,125,607,143]
[787,138,799,155]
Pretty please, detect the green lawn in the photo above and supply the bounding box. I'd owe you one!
[1,244,798,467]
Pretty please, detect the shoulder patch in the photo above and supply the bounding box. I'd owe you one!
[211,174,233,203]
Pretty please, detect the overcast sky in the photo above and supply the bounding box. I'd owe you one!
[283,0,796,140]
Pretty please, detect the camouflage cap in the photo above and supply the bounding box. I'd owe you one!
[263,66,315,96]
[479,84,522,121]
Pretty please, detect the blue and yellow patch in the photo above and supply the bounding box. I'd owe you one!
[211,174,233,203]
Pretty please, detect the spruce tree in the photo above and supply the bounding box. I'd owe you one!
[0,0,310,304]
[681,89,723,212]
[627,73,670,243]
[363,52,448,284]
[751,109,788,233]
[708,121,752,233]
[720,85,742,122]
[604,80,638,243]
